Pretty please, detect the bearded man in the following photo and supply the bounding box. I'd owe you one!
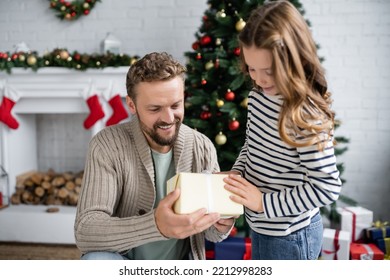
[74,52,234,260]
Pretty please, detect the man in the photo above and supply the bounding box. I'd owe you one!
[74,52,234,260]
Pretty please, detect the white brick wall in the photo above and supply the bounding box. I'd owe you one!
[0,0,389,221]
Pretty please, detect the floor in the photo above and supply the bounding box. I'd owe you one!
[0,242,81,260]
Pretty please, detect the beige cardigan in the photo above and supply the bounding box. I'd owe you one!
[74,117,229,259]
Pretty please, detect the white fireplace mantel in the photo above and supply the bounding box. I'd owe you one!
[0,67,129,244]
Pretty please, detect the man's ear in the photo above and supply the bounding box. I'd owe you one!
[126,96,136,114]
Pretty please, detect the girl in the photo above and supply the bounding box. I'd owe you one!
[224,0,342,260]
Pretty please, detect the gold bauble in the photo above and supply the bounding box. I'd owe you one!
[26,55,37,66]
[60,50,69,60]
[215,38,222,46]
[216,99,224,108]
[205,60,214,70]
[130,57,138,65]
[19,54,26,62]
[83,3,90,9]
[215,132,227,145]
[240,97,248,108]
[235,18,246,32]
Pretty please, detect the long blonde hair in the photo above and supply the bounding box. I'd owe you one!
[239,0,335,149]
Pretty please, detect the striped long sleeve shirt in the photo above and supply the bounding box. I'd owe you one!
[232,89,342,236]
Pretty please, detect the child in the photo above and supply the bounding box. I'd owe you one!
[223,0,342,260]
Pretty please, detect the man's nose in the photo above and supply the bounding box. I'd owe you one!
[161,109,175,123]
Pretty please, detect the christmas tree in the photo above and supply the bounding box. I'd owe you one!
[184,0,354,233]
[184,0,307,172]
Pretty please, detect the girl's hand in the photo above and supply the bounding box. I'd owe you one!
[223,174,263,212]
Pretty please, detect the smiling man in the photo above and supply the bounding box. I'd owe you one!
[74,52,234,260]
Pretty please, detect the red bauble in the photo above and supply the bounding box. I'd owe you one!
[225,90,235,101]
[201,79,207,85]
[74,53,81,61]
[84,9,90,15]
[200,35,212,46]
[203,15,208,22]
[215,58,220,68]
[11,53,18,60]
[229,119,240,131]
[200,111,211,120]
[233,47,241,56]
[196,53,202,60]
[192,42,200,51]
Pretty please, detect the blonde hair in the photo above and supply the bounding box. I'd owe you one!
[126,52,186,101]
[239,0,335,149]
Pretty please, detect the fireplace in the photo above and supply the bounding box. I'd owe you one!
[0,67,129,244]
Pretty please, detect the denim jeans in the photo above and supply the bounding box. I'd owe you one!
[251,213,323,260]
[80,251,129,260]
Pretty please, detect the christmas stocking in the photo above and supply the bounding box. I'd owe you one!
[106,94,128,126]
[0,85,20,129]
[83,94,105,129]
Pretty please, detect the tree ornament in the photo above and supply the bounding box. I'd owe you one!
[215,38,222,46]
[130,57,138,65]
[201,78,207,85]
[200,111,211,120]
[225,89,235,101]
[200,35,212,46]
[11,53,18,60]
[215,58,220,68]
[216,99,224,108]
[235,18,246,32]
[19,54,26,62]
[240,97,248,108]
[192,41,200,51]
[27,55,37,66]
[60,50,69,60]
[215,132,227,145]
[229,119,240,131]
[205,60,214,70]
[196,53,202,60]
[216,9,226,18]
[233,47,241,56]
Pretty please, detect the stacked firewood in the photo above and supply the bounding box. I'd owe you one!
[11,169,83,206]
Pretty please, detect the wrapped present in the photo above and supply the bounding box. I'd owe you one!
[337,206,373,242]
[321,228,351,260]
[350,243,384,260]
[167,172,244,217]
[364,221,390,242]
[214,237,252,260]
[375,237,390,259]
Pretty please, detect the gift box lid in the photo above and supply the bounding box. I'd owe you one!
[167,172,244,217]
[350,243,384,260]
[365,226,390,241]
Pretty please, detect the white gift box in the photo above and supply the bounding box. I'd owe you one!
[337,206,373,242]
[167,172,243,218]
[321,228,351,260]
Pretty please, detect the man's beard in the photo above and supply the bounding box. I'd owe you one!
[138,115,182,147]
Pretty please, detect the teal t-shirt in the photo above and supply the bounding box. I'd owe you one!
[127,149,190,260]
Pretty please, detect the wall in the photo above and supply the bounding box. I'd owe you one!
[0,0,389,221]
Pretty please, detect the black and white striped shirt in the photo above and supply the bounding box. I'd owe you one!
[232,90,342,236]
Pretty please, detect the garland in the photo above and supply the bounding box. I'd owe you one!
[0,48,139,74]
[49,0,100,20]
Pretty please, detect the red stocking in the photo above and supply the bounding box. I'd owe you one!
[106,94,128,126]
[0,96,19,129]
[83,94,105,129]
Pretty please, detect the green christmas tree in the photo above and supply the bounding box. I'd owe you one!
[184,0,354,233]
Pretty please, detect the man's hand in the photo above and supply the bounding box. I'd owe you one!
[224,174,264,212]
[155,189,221,239]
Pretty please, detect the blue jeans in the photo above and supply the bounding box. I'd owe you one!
[81,251,129,260]
[251,213,323,260]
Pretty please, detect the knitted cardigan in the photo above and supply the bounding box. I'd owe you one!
[74,116,229,259]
